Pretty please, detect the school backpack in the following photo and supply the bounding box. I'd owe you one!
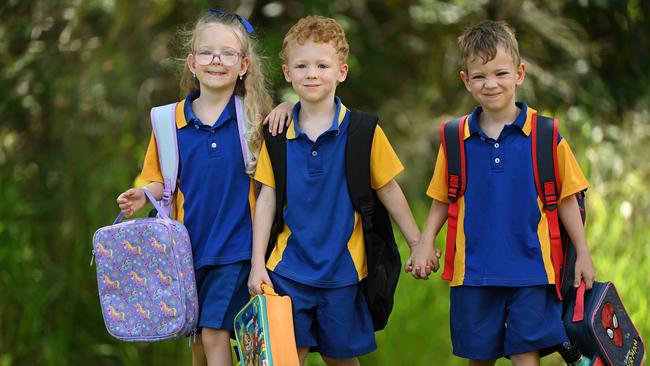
[439,114,580,299]
[263,109,401,331]
[441,114,645,365]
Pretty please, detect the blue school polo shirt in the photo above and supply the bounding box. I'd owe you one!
[427,102,589,287]
[140,92,253,269]
[254,97,404,288]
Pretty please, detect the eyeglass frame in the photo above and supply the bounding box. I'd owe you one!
[192,50,245,67]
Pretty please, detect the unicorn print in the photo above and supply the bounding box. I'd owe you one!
[102,274,120,290]
[135,302,150,319]
[95,243,113,258]
[107,306,125,321]
[129,271,147,286]
[156,269,172,286]
[160,301,177,317]
[123,239,142,255]
[151,237,166,253]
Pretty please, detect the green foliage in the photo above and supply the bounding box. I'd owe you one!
[1,0,649,365]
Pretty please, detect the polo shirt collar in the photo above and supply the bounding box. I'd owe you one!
[177,92,236,129]
[465,101,529,139]
[286,96,347,140]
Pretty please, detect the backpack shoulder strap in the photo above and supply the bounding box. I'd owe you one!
[440,115,468,281]
[234,96,256,176]
[346,109,378,228]
[262,126,287,259]
[150,103,179,216]
[531,114,564,299]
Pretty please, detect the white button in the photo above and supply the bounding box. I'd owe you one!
[211,142,217,148]
[494,157,501,163]
[194,125,199,129]
[311,151,318,156]
[494,143,500,148]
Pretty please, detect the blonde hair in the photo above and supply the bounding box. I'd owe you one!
[280,15,349,65]
[178,11,272,174]
[457,20,521,71]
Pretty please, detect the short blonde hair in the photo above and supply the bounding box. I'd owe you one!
[280,15,349,65]
[457,20,521,70]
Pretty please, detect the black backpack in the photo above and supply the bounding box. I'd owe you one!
[440,114,584,300]
[262,109,401,331]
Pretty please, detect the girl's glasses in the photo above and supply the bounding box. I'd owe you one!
[193,50,242,66]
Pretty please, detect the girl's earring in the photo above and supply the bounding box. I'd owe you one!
[192,72,196,80]
[239,74,244,80]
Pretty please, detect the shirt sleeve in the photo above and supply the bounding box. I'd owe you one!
[426,145,450,203]
[557,138,589,200]
[370,124,404,190]
[253,141,276,189]
[140,132,163,183]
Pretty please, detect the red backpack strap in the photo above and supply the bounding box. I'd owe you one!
[531,114,564,299]
[440,116,467,281]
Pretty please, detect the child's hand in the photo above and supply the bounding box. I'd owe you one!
[116,188,147,217]
[248,264,273,296]
[263,101,292,136]
[574,252,596,289]
[406,243,441,280]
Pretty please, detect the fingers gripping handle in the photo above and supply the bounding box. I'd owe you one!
[113,189,170,224]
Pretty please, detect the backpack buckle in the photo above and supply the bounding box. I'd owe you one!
[360,203,374,218]
[543,181,558,209]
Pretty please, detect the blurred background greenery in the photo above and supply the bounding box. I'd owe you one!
[1,0,648,365]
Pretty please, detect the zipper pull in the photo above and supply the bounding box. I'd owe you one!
[89,250,95,266]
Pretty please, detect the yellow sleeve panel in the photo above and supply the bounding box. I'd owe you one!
[253,141,276,189]
[557,139,589,200]
[140,132,163,183]
[370,124,404,190]
[426,145,450,203]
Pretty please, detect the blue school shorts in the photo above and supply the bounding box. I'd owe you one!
[195,261,250,331]
[450,285,568,360]
[269,272,376,359]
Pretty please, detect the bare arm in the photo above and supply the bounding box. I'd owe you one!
[420,199,448,251]
[247,184,276,295]
[376,179,420,247]
[376,179,439,279]
[116,182,164,216]
[558,194,596,289]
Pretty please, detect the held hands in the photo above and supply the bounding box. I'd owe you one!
[574,252,596,290]
[247,264,273,296]
[405,242,441,280]
[263,101,293,136]
[116,188,147,217]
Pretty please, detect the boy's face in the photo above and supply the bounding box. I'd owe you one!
[459,46,525,114]
[282,40,348,104]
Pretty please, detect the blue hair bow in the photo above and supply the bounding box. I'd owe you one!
[208,9,255,34]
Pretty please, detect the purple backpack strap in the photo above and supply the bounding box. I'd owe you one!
[234,96,255,176]
[150,103,179,217]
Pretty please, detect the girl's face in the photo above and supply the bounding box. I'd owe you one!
[282,40,348,105]
[187,23,249,94]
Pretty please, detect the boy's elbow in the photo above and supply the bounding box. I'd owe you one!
[377,179,399,196]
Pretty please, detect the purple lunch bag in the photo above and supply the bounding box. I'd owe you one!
[92,189,198,343]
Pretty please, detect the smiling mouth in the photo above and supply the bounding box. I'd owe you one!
[207,70,227,76]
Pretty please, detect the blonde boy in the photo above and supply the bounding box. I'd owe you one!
[248,16,428,366]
